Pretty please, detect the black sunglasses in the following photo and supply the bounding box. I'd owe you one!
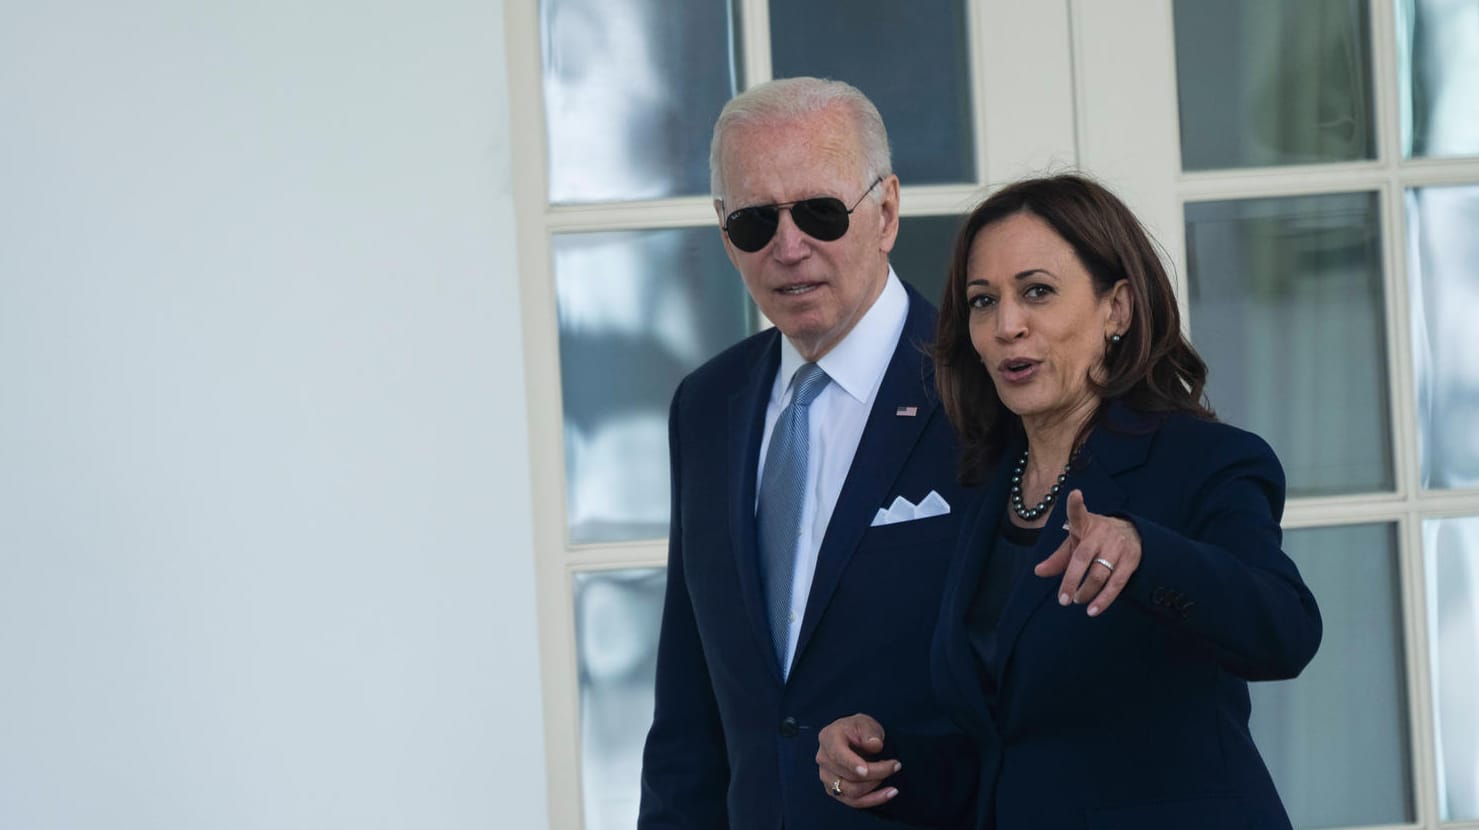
[722,177,883,253]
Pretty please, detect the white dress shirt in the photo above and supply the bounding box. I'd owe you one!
[757,270,909,678]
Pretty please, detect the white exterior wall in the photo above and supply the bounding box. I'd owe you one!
[0,1,549,827]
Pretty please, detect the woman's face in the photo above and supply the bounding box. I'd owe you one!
[965,211,1129,432]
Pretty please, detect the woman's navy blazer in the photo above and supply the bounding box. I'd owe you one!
[930,404,1322,829]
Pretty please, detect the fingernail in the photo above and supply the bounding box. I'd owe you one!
[855,765,867,777]
[893,762,902,773]
[886,788,899,799]
[1058,593,1069,606]
[1088,605,1100,617]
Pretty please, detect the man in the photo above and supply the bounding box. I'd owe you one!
[638,77,975,829]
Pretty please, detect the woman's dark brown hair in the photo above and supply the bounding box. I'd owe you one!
[934,173,1213,483]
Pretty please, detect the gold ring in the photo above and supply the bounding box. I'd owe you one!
[830,778,843,797]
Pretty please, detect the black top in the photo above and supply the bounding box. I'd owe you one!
[965,517,1040,705]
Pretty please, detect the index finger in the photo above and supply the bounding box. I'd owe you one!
[1057,492,1094,605]
[818,739,874,778]
[1066,488,1091,534]
[816,753,901,786]
[849,758,903,782]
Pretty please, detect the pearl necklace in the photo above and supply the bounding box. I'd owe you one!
[1010,447,1070,521]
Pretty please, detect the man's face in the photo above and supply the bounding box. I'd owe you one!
[715,108,899,361]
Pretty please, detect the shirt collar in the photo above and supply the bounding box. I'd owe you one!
[776,268,908,404]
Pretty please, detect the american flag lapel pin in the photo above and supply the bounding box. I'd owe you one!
[896,405,918,417]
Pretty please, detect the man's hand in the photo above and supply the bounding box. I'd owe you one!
[1034,489,1142,617]
[815,713,901,808]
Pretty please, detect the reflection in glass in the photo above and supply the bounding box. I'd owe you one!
[1249,523,1412,828]
[1186,192,1392,497]
[1426,516,1479,821]
[1172,0,1374,170]
[770,0,974,185]
[556,228,754,544]
[1407,185,1479,489]
[541,0,739,203]
[1398,0,1479,157]
[891,213,965,309]
[574,568,666,830]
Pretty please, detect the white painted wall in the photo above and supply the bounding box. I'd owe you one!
[0,1,549,827]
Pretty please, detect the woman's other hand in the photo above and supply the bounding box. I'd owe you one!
[1035,489,1142,617]
[815,713,901,808]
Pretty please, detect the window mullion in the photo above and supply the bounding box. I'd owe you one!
[736,0,771,90]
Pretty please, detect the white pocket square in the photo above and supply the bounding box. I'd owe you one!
[870,490,951,527]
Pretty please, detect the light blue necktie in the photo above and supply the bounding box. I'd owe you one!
[757,362,831,673]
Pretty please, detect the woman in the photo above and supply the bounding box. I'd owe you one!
[816,174,1322,829]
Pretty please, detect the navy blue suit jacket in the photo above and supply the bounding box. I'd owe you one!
[639,285,976,829]
[929,405,1322,829]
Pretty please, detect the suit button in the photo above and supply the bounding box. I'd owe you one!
[779,717,799,737]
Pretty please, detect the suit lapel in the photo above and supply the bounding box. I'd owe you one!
[791,294,939,671]
[729,333,783,682]
[937,471,1012,737]
[991,407,1158,685]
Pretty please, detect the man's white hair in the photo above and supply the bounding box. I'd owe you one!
[709,76,893,204]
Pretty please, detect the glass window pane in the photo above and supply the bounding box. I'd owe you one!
[1426,516,1479,821]
[541,0,740,203]
[1398,0,1479,158]
[556,228,754,544]
[770,0,974,185]
[891,213,965,310]
[573,568,666,830]
[1407,185,1479,489]
[1186,192,1393,497]
[1249,523,1413,828]
[1172,0,1375,170]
